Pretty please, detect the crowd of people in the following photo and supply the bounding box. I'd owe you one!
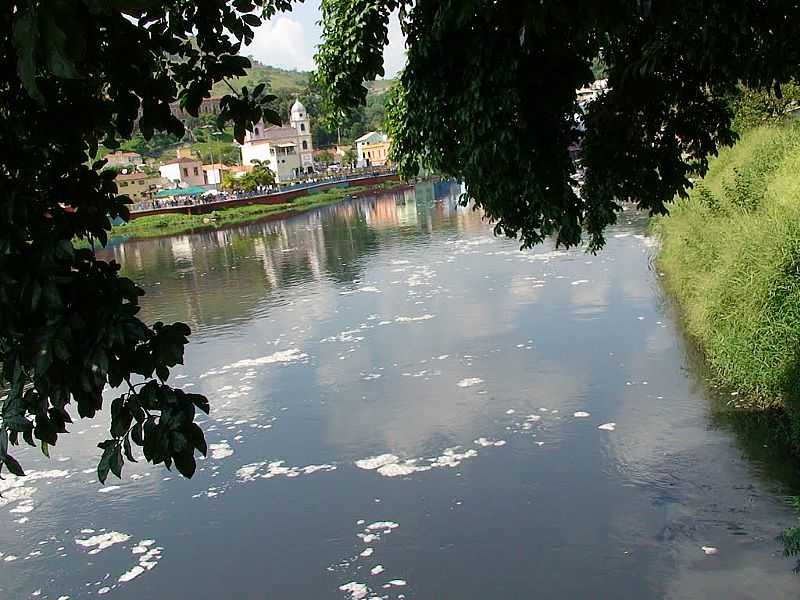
[130,167,398,213]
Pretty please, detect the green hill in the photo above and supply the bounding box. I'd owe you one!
[211,60,393,98]
[211,61,309,96]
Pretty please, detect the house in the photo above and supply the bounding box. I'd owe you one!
[159,157,205,187]
[202,163,229,186]
[240,99,314,182]
[105,151,143,168]
[115,171,160,202]
[355,132,390,166]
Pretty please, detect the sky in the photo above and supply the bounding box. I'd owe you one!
[245,1,406,78]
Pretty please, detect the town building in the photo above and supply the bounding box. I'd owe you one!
[105,151,143,168]
[159,157,205,187]
[202,163,229,187]
[355,132,390,167]
[115,171,160,202]
[240,99,314,182]
[169,96,223,120]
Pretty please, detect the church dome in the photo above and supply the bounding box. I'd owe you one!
[291,98,306,115]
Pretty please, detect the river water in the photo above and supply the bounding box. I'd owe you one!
[1,181,799,599]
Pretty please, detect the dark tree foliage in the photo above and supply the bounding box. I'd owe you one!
[0,0,295,482]
[316,0,800,251]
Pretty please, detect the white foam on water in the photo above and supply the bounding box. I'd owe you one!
[573,412,591,418]
[75,532,130,554]
[97,486,120,494]
[702,546,718,555]
[370,565,385,575]
[377,462,428,477]
[355,454,399,470]
[339,582,369,600]
[360,548,373,558]
[205,349,309,376]
[118,565,145,583]
[457,378,484,388]
[505,409,515,414]
[571,280,589,285]
[366,521,399,532]
[209,442,234,460]
[394,314,435,322]
[388,580,407,587]
[430,447,478,468]
[598,423,616,431]
[340,286,382,295]
[474,438,506,447]
[3,555,17,561]
[97,587,111,595]
[236,461,336,482]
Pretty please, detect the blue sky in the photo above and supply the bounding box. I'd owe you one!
[246,1,405,77]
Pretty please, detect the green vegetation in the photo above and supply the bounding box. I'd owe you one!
[654,121,800,447]
[111,184,389,240]
[220,159,275,192]
[211,61,309,96]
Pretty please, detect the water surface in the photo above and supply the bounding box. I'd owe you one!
[1,181,799,599]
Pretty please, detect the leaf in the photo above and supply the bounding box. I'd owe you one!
[110,445,123,479]
[40,13,79,79]
[12,10,42,102]
[97,443,115,483]
[4,454,25,477]
[123,435,137,463]
[187,393,210,415]
[187,423,207,457]
[41,439,50,458]
[172,451,196,478]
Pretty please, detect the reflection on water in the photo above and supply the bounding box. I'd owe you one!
[1,181,799,599]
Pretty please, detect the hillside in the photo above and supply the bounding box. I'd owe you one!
[211,60,393,97]
[211,61,309,96]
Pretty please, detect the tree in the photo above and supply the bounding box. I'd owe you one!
[221,160,275,192]
[316,150,335,165]
[342,148,357,168]
[316,0,800,252]
[1,0,293,482]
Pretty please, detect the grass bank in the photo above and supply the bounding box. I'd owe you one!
[111,183,396,240]
[654,120,800,450]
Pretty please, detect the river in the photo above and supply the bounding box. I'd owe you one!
[1,181,799,599]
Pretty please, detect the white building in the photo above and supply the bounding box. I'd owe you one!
[202,163,228,187]
[355,132,389,167]
[105,151,143,168]
[159,157,205,187]
[240,99,314,182]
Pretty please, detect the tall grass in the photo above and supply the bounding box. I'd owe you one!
[655,121,800,445]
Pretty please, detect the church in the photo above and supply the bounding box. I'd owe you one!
[240,99,314,182]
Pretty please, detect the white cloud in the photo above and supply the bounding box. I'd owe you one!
[245,4,406,78]
[246,15,316,71]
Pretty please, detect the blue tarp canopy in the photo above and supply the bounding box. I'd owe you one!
[153,186,207,198]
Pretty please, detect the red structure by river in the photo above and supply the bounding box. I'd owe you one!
[129,171,401,220]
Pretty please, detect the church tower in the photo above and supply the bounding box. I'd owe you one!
[290,98,314,173]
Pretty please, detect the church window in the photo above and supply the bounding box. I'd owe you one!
[300,123,306,132]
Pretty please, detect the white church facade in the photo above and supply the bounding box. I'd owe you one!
[240,99,314,182]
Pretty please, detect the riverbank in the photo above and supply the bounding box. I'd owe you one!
[654,121,800,451]
[111,182,402,240]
